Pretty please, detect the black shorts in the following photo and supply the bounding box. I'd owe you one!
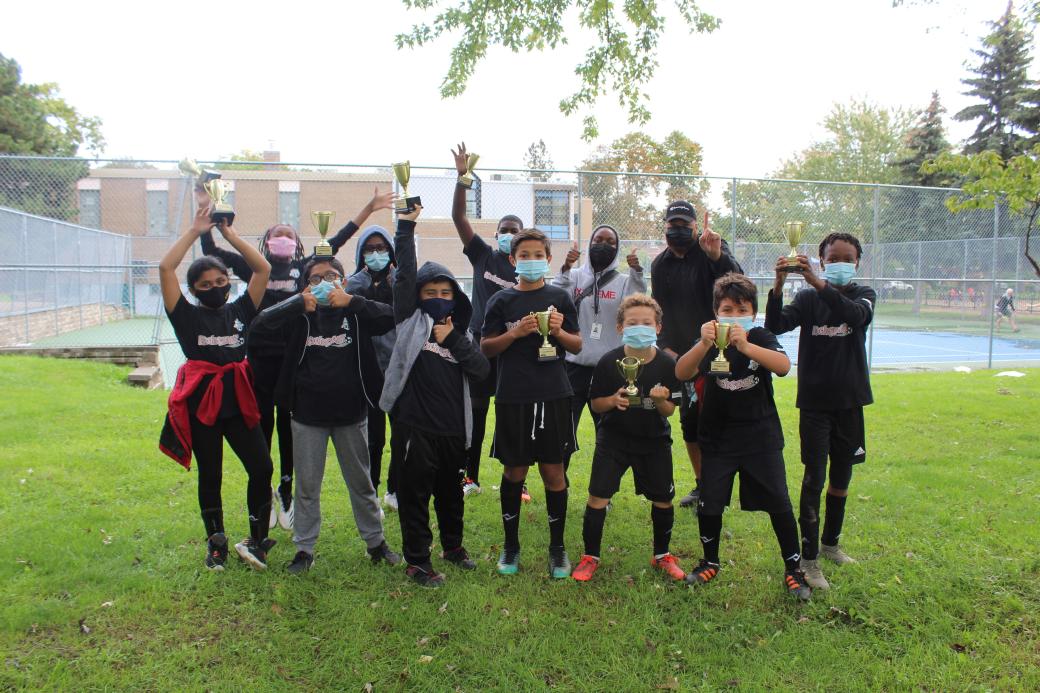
[491,397,574,467]
[698,450,792,515]
[679,375,705,443]
[470,356,498,400]
[799,407,866,467]
[588,439,674,502]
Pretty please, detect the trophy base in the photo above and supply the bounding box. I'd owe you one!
[314,242,333,258]
[538,345,558,362]
[458,174,474,189]
[395,196,423,214]
[210,207,235,226]
[626,392,642,406]
[779,265,804,274]
[709,360,731,377]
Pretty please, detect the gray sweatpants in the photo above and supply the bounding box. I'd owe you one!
[291,418,386,554]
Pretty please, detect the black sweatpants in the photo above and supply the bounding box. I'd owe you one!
[251,352,293,507]
[189,411,273,541]
[393,422,466,567]
[367,406,397,493]
[466,396,490,484]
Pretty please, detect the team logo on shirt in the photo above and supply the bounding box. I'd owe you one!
[289,268,300,279]
[484,270,515,289]
[267,279,298,292]
[748,360,759,371]
[716,374,759,391]
[341,318,351,331]
[233,319,244,332]
[306,333,352,348]
[198,334,244,347]
[811,323,852,337]
[421,340,458,363]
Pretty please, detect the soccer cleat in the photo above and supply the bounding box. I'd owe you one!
[367,541,402,565]
[800,558,829,591]
[820,543,856,565]
[406,564,446,587]
[286,551,313,575]
[234,537,268,571]
[678,485,701,508]
[278,497,294,531]
[269,488,279,529]
[521,485,532,504]
[204,532,228,571]
[496,547,521,575]
[442,547,477,570]
[684,559,721,586]
[548,546,572,579]
[462,478,482,498]
[784,569,813,601]
[571,555,600,582]
[651,553,686,581]
[383,492,399,512]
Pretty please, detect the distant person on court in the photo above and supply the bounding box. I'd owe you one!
[994,288,1019,332]
[158,202,274,571]
[765,232,876,591]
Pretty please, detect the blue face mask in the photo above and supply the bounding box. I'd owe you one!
[823,262,856,286]
[497,233,514,254]
[364,251,390,272]
[515,259,549,282]
[722,316,755,332]
[311,279,339,306]
[420,297,455,323]
[621,324,657,349]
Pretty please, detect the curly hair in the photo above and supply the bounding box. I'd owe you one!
[616,293,663,327]
[818,232,863,260]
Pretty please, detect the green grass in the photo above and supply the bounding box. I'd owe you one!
[1,356,1038,691]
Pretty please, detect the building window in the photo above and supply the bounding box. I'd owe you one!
[147,190,168,236]
[79,190,100,228]
[279,191,299,227]
[534,189,570,239]
[466,176,482,218]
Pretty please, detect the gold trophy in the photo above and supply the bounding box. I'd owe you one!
[458,152,480,189]
[709,321,732,376]
[392,161,422,214]
[532,310,558,362]
[311,211,336,257]
[781,221,805,273]
[179,157,221,185]
[616,356,645,406]
[203,179,235,226]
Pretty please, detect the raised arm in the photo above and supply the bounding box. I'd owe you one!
[327,187,395,253]
[675,321,714,381]
[214,220,271,310]
[194,186,252,280]
[391,208,421,323]
[450,142,476,247]
[160,205,211,313]
[764,256,805,335]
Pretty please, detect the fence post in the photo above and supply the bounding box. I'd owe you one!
[22,215,29,343]
[52,222,59,337]
[575,172,583,249]
[730,177,737,246]
[987,203,998,368]
[77,225,83,329]
[868,186,879,369]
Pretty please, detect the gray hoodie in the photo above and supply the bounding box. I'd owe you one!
[346,225,397,371]
[552,226,646,367]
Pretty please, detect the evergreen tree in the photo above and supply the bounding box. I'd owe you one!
[525,139,554,181]
[897,91,954,187]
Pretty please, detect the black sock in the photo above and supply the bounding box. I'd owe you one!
[500,476,523,551]
[201,507,224,537]
[770,511,801,572]
[582,505,607,558]
[799,483,821,561]
[821,493,848,546]
[278,475,292,511]
[651,505,674,556]
[546,488,568,549]
[697,513,722,565]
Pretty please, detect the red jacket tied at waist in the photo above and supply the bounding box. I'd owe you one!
[159,359,260,469]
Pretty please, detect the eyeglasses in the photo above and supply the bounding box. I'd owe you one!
[363,245,390,254]
[307,271,342,286]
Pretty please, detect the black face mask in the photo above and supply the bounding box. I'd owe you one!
[195,283,230,309]
[589,243,617,272]
[665,226,694,248]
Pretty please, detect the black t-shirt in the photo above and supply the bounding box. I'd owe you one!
[697,327,786,456]
[464,235,517,337]
[481,284,579,405]
[293,307,365,427]
[167,292,256,418]
[589,346,682,452]
[395,336,466,437]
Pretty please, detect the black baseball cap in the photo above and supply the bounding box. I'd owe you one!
[664,200,696,222]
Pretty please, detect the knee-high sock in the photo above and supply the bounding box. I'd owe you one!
[500,476,523,551]
[697,513,722,564]
[651,505,674,557]
[582,505,607,558]
[546,488,568,549]
[770,511,801,571]
[799,482,822,561]
[821,493,848,546]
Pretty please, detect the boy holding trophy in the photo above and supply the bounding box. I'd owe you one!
[571,294,685,583]
[675,273,811,601]
[480,230,582,578]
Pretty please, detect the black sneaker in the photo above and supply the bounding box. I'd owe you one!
[442,547,477,570]
[367,541,402,565]
[234,537,268,571]
[784,569,812,601]
[286,551,313,575]
[678,485,701,508]
[684,559,721,586]
[205,533,228,571]
[406,564,445,587]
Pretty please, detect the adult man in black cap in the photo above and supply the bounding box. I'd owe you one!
[650,200,742,508]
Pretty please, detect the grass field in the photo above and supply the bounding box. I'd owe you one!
[1,357,1038,691]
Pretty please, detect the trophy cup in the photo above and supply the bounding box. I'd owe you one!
[616,356,645,406]
[179,158,222,184]
[311,211,336,258]
[458,152,480,189]
[532,310,559,362]
[203,179,235,226]
[392,161,422,214]
[709,321,732,376]
[781,221,805,273]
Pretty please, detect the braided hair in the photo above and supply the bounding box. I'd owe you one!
[818,232,863,260]
[258,224,305,262]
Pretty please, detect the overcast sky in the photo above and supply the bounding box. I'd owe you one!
[2,0,1032,179]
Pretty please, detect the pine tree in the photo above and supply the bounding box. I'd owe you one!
[525,139,554,182]
[897,91,954,186]
[954,3,1038,161]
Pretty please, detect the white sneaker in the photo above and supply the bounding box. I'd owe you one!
[278,497,294,531]
[383,492,398,512]
[800,558,830,590]
[820,543,857,565]
[268,488,279,529]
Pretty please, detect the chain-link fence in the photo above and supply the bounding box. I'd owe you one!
[0,154,1036,376]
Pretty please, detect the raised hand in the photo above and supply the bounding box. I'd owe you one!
[301,287,318,313]
[370,187,395,212]
[190,203,214,235]
[399,203,423,222]
[328,285,353,309]
[626,247,641,270]
[698,210,722,261]
[451,142,469,175]
[432,316,454,344]
[562,242,580,272]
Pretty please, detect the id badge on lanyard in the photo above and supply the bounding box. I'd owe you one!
[590,322,603,340]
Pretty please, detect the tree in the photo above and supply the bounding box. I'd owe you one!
[213,149,269,171]
[579,130,707,240]
[954,3,1038,161]
[525,139,554,181]
[896,91,955,187]
[396,0,720,140]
